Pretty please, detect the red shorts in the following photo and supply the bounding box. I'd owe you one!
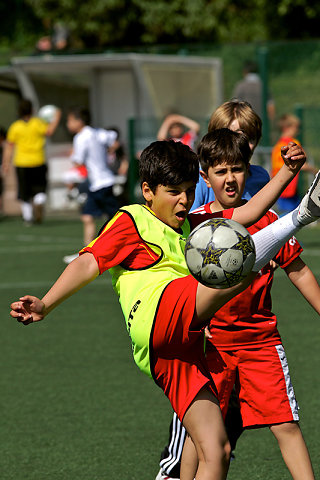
[151,275,217,421]
[206,344,299,427]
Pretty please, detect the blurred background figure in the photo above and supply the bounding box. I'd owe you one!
[233,60,275,123]
[105,126,129,205]
[63,107,120,264]
[62,162,89,205]
[157,113,200,150]
[271,113,318,215]
[35,20,70,53]
[2,99,61,225]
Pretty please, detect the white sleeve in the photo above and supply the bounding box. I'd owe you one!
[96,129,117,147]
[70,133,87,165]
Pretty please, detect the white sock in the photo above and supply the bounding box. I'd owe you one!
[21,201,33,222]
[252,209,301,272]
[33,192,47,205]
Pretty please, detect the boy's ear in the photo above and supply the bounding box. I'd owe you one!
[141,181,153,202]
[199,170,211,189]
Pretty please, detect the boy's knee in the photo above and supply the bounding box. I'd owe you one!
[202,438,231,465]
[81,214,94,225]
[223,439,232,464]
[270,421,300,439]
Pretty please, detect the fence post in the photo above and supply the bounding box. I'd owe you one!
[258,46,270,147]
[294,104,304,145]
[128,118,137,204]
[294,104,306,197]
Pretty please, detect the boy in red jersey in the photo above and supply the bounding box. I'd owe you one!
[9,139,319,480]
[179,128,317,479]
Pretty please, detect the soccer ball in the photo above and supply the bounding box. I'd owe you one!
[38,104,58,123]
[185,218,256,289]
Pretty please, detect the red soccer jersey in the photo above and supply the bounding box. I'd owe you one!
[194,202,303,349]
[171,130,198,150]
[81,207,235,274]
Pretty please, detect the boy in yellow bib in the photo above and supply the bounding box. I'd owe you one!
[10,138,320,480]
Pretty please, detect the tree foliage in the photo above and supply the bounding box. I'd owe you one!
[6,0,320,50]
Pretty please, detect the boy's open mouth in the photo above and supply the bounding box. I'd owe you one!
[176,210,187,220]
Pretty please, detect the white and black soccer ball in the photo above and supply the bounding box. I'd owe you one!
[38,104,58,123]
[185,218,256,289]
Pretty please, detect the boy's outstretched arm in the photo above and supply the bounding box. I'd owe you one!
[10,253,99,325]
[233,142,306,227]
[285,257,320,314]
[157,114,200,140]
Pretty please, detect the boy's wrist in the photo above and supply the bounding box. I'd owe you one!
[40,300,50,318]
[283,159,305,175]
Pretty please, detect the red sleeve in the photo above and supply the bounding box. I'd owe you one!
[188,207,234,230]
[274,234,303,268]
[80,211,160,274]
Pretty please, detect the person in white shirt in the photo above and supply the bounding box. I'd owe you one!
[63,107,119,263]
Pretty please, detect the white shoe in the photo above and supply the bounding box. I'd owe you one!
[297,170,320,225]
[63,253,79,264]
[155,469,179,480]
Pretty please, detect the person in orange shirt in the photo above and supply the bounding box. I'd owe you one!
[271,114,317,214]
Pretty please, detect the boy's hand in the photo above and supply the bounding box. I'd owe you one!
[10,295,46,325]
[281,142,306,174]
[204,326,212,339]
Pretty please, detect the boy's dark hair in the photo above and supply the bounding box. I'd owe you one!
[198,128,252,174]
[106,126,120,140]
[68,106,91,125]
[18,99,33,118]
[243,60,258,74]
[139,140,199,192]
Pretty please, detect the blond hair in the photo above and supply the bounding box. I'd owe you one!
[278,114,300,132]
[208,100,262,149]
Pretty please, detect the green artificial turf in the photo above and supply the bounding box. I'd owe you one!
[0,217,319,479]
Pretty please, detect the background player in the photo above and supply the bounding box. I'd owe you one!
[157,113,200,150]
[192,100,269,210]
[232,60,275,122]
[63,107,119,263]
[271,113,318,215]
[2,98,61,225]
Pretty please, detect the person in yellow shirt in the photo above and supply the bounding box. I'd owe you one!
[2,99,61,224]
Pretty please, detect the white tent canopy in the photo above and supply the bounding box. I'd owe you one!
[9,52,223,140]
